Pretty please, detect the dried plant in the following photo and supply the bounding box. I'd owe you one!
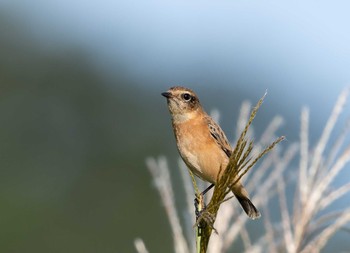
[193,93,284,252]
[136,88,350,253]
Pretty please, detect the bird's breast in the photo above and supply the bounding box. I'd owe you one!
[173,117,228,183]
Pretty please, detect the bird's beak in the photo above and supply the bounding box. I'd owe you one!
[161,91,172,98]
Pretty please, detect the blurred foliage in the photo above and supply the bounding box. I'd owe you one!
[1,8,348,252]
[0,13,174,252]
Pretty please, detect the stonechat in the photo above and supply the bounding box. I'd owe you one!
[162,86,260,219]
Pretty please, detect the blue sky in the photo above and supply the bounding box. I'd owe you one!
[2,0,350,129]
[3,0,350,94]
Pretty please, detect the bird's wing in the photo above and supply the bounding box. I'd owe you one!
[206,116,232,158]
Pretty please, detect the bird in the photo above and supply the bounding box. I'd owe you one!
[161,86,260,219]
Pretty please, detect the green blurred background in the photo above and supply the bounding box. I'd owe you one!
[1,1,350,252]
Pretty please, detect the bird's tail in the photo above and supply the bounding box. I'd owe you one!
[232,184,261,219]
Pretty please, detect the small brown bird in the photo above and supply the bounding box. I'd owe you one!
[162,86,260,219]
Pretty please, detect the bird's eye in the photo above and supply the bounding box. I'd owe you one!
[182,93,191,101]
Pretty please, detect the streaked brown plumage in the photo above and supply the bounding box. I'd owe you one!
[162,86,260,219]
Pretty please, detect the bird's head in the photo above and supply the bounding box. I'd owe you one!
[162,86,202,122]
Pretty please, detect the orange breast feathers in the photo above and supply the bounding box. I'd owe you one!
[173,116,229,184]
